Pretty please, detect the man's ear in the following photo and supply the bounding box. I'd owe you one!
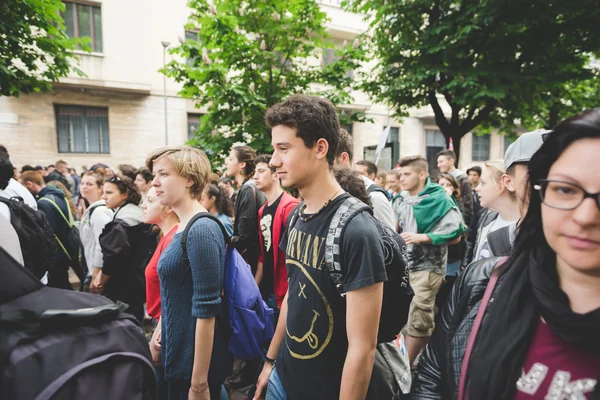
[315,138,329,162]
[501,173,516,194]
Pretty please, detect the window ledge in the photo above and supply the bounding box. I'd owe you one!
[71,50,105,58]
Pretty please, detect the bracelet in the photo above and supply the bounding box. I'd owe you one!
[264,356,276,367]
[190,386,205,394]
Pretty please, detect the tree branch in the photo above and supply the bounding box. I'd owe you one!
[458,99,498,133]
[428,90,451,133]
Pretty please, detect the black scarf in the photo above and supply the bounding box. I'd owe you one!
[529,251,600,397]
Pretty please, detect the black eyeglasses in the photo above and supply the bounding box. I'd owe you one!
[534,180,600,211]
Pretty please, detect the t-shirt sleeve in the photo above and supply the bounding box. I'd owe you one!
[340,212,388,292]
[187,219,226,319]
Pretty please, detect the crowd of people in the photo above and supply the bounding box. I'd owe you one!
[1,95,599,400]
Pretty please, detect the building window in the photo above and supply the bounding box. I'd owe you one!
[188,113,204,140]
[425,129,446,178]
[55,105,109,154]
[472,133,491,161]
[340,123,353,135]
[62,1,103,52]
[504,135,514,153]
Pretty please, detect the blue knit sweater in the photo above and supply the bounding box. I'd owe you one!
[158,217,225,380]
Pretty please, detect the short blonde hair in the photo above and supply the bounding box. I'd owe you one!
[145,146,211,200]
[484,160,506,185]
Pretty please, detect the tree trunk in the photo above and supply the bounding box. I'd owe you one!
[440,128,463,164]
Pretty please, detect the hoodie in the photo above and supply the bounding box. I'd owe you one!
[113,203,144,226]
[99,202,156,319]
[37,185,72,268]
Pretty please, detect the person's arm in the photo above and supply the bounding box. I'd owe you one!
[94,223,130,293]
[188,220,226,399]
[255,261,264,286]
[339,282,383,400]
[253,291,289,400]
[231,187,259,252]
[149,316,162,367]
[190,317,215,399]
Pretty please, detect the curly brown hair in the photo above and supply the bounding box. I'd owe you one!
[333,167,373,208]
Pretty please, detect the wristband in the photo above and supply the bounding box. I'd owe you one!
[264,356,276,367]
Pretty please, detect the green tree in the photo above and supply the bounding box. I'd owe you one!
[0,0,87,97]
[347,0,600,161]
[164,0,367,164]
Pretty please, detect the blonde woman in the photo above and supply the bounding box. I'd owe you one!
[469,160,521,262]
[146,146,231,400]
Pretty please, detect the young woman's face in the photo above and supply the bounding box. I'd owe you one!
[438,177,454,196]
[80,175,102,202]
[141,187,167,225]
[225,150,242,177]
[135,174,151,195]
[102,182,128,210]
[151,157,191,207]
[476,167,501,209]
[542,138,600,274]
[200,189,216,211]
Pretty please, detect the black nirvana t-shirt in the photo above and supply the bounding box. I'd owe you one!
[259,194,282,301]
[277,194,387,400]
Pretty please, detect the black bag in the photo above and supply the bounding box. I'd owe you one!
[38,196,87,282]
[0,196,56,279]
[0,246,156,400]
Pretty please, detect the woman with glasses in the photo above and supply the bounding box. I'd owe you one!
[146,146,232,400]
[92,176,157,323]
[410,109,600,399]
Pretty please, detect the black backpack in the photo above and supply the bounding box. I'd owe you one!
[289,196,412,343]
[0,246,156,400]
[0,196,56,279]
[38,195,87,282]
[367,183,392,201]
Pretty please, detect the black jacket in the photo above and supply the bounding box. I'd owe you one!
[231,183,266,270]
[99,218,157,308]
[409,257,502,399]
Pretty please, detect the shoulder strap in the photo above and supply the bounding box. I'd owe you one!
[324,196,371,297]
[457,256,508,400]
[39,195,73,228]
[180,212,230,283]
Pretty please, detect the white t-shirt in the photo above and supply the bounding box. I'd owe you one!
[0,178,38,209]
[475,215,514,261]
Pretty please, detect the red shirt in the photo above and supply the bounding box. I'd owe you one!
[514,320,599,399]
[145,225,178,320]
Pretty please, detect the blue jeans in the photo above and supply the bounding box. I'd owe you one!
[266,368,287,400]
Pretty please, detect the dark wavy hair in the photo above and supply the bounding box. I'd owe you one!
[206,184,233,217]
[467,108,600,399]
[333,166,372,208]
[104,176,141,206]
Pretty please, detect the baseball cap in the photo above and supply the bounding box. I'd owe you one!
[504,129,551,170]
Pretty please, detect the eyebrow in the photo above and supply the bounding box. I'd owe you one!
[546,173,583,185]
[273,142,290,147]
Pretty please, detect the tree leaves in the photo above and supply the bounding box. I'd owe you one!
[0,0,87,97]
[164,0,368,166]
[346,0,600,161]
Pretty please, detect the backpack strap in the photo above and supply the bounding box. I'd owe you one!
[180,212,230,283]
[324,196,372,297]
[457,256,508,400]
[38,196,75,260]
[39,195,74,228]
